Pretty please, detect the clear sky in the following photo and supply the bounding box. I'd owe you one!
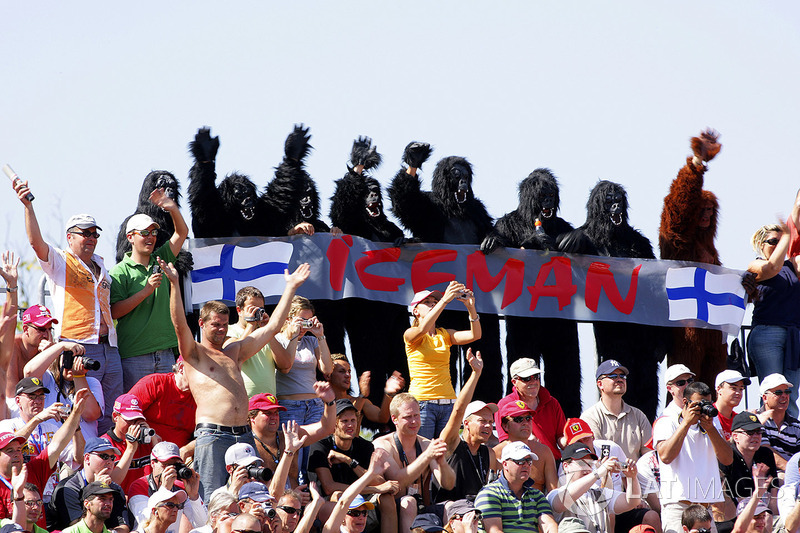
[2,2,799,410]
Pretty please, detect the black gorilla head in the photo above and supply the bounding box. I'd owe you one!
[518,168,560,222]
[219,173,258,221]
[432,156,474,210]
[364,177,384,218]
[587,180,628,228]
[298,181,320,221]
[140,171,180,209]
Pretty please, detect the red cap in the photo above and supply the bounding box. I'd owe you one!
[563,418,594,445]
[629,526,657,533]
[22,305,58,328]
[499,400,534,419]
[249,393,286,412]
[113,394,145,421]
[0,432,26,450]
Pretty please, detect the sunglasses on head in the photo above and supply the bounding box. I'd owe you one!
[278,505,300,515]
[93,453,116,461]
[670,378,694,387]
[133,229,158,237]
[347,509,369,517]
[763,238,780,246]
[70,230,101,239]
[510,415,533,423]
[769,389,792,396]
[735,429,762,436]
[510,457,533,465]
[514,374,539,383]
[158,502,185,510]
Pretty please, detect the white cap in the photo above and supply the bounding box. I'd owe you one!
[665,364,695,384]
[463,401,498,423]
[715,369,751,389]
[509,358,542,379]
[760,373,793,396]
[224,442,262,467]
[145,486,187,517]
[500,441,538,462]
[126,213,160,234]
[408,290,443,311]
[151,441,181,462]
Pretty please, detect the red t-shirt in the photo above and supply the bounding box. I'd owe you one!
[715,406,738,441]
[101,432,153,493]
[495,387,566,459]
[0,449,53,528]
[128,373,197,447]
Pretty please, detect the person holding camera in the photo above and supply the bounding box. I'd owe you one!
[653,381,734,533]
[23,341,104,438]
[236,482,279,533]
[127,442,205,533]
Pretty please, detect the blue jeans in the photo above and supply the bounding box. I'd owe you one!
[279,398,323,485]
[748,325,800,418]
[194,426,256,499]
[81,342,123,435]
[418,401,454,440]
[121,348,177,392]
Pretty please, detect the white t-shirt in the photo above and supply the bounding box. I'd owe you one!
[557,439,627,492]
[652,411,724,504]
[636,450,660,497]
[547,485,623,533]
[41,371,105,439]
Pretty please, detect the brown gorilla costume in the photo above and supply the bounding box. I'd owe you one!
[659,129,728,386]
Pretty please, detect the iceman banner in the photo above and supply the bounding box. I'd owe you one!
[188,234,747,335]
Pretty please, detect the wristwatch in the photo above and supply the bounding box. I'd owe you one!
[326,400,335,406]
[349,459,360,469]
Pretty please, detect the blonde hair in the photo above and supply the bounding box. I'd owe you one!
[280,296,315,334]
[200,300,229,322]
[751,224,783,254]
[207,492,237,526]
[389,393,418,417]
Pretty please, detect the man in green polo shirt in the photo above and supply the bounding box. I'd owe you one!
[62,481,119,533]
[110,188,188,391]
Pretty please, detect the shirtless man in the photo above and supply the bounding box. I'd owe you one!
[7,305,59,414]
[161,257,310,498]
[373,393,456,532]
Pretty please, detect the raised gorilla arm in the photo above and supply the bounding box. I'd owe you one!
[187,127,230,238]
[388,141,440,239]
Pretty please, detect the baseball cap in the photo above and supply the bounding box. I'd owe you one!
[500,441,539,462]
[15,377,50,396]
[408,290,443,311]
[760,373,792,396]
[715,369,751,389]
[335,399,358,417]
[628,526,657,533]
[126,214,160,234]
[151,441,181,462]
[238,482,275,503]
[81,481,119,501]
[563,418,594,445]
[732,412,763,433]
[348,494,374,510]
[509,358,541,379]
[66,214,102,232]
[559,517,592,533]
[0,523,24,533]
[665,364,696,384]
[22,305,58,327]
[410,513,443,532]
[499,400,534,419]
[561,443,598,462]
[248,393,287,412]
[0,432,26,450]
[463,400,498,423]
[84,437,121,456]
[225,442,263,467]
[113,393,145,421]
[444,499,479,523]
[736,496,771,516]
[146,486,187,517]
[595,359,629,379]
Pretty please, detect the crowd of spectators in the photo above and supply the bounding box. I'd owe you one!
[2,177,800,533]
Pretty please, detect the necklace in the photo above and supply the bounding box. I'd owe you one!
[255,433,281,464]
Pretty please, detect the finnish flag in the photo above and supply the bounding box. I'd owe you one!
[665,267,746,330]
[189,241,294,305]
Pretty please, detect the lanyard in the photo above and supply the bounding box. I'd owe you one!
[466,443,486,485]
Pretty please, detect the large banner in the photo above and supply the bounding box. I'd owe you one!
[188,234,747,335]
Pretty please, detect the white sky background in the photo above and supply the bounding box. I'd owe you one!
[2,2,799,411]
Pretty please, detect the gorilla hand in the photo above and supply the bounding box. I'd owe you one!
[480,234,503,255]
[190,127,220,163]
[690,128,721,166]
[403,142,433,169]
[284,124,312,164]
[350,136,382,170]
[175,250,194,274]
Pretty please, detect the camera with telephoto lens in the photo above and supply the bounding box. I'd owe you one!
[62,350,101,372]
[173,463,194,480]
[697,400,718,418]
[246,464,274,483]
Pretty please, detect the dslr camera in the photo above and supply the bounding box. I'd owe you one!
[173,463,194,480]
[62,350,101,372]
[696,400,718,418]
[246,464,274,483]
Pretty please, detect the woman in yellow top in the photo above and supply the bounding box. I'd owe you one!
[405,280,482,439]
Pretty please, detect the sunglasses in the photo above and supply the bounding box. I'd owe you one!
[278,505,300,515]
[600,373,627,381]
[28,325,52,333]
[769,389,792,396]
[695,529,712,533]
[158,502,185,510]
[510,415,533,423]
[763,238,780,246]
[234,530,262,533]
[24,499,43,508]
[510,457,533,465]
[347,510,369,517]
[734,429,763,436]
[93,453,117,461]
[452,511,482,522]
[133,229,158,237]
[69,230,101,239]
[670,378,694,387]
[514,375,540,383]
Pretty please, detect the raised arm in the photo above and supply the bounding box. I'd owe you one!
[450,290,482,345]
[294,482,323,533]
[732,463,771,533]
[0,252,20,380]
[47,388,90,469]
[13,181,49,262]
[551,456,619,513]
[269,420,307,501]
[23,341,84,379]
[159,258,197,361]
[147,188,190,256]
[748,222,791,282]
[441,349,483,452]
[322,449,390,533]
[403,281,463,344]
[360,372,404,425]
[297,382,336,445]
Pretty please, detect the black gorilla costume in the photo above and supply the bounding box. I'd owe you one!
[558,181,667,420]
[187,127,262,238]
[329,137,409,405]
[389,142,502,402]
[480,169,581,416]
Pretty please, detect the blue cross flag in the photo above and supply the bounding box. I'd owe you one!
[665,267,746,332]
[189,241,294,305]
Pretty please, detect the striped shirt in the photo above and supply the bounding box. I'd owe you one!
[475,473,553,533]
[761,413,800,460]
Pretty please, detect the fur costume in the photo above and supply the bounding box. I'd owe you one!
[389,142,503,401]
[481,168,581,416]
[559,180,667,420]
[659,129,727,385]
[329,137,409,403]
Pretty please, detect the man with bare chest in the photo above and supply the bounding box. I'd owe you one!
[161,258,310,497]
